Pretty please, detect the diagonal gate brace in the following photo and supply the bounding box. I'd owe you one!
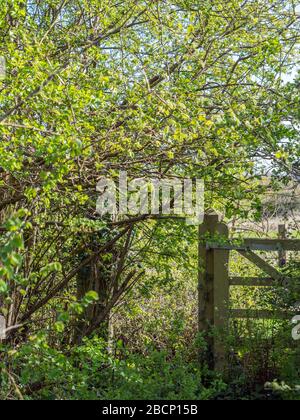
[238,250,283,281]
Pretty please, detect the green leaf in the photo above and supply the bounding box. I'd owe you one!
[84,291,99,303]
[0,280,8,294]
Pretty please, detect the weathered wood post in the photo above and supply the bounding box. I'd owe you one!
[278,224,287,267]
[213,221,230,373]
[198,213,230,372]
[198,213,218,369]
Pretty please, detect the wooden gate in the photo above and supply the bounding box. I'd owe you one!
[198,213,300,373]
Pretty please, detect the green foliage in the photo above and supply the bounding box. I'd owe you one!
[0,0,299,401]
[0,211,27,282]
[1,336,225,400]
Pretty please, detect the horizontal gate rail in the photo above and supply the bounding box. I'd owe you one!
[230,277,276,287]
[230,277,297,287]
[206,238,300,252]
[230,309,297,320]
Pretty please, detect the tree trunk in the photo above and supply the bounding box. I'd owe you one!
[74,254,111,345]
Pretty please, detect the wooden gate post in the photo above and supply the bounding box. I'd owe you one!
[278,224,287,267]
[213,221,230,373]
[198,214,218,343]
[198,213,230,372]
